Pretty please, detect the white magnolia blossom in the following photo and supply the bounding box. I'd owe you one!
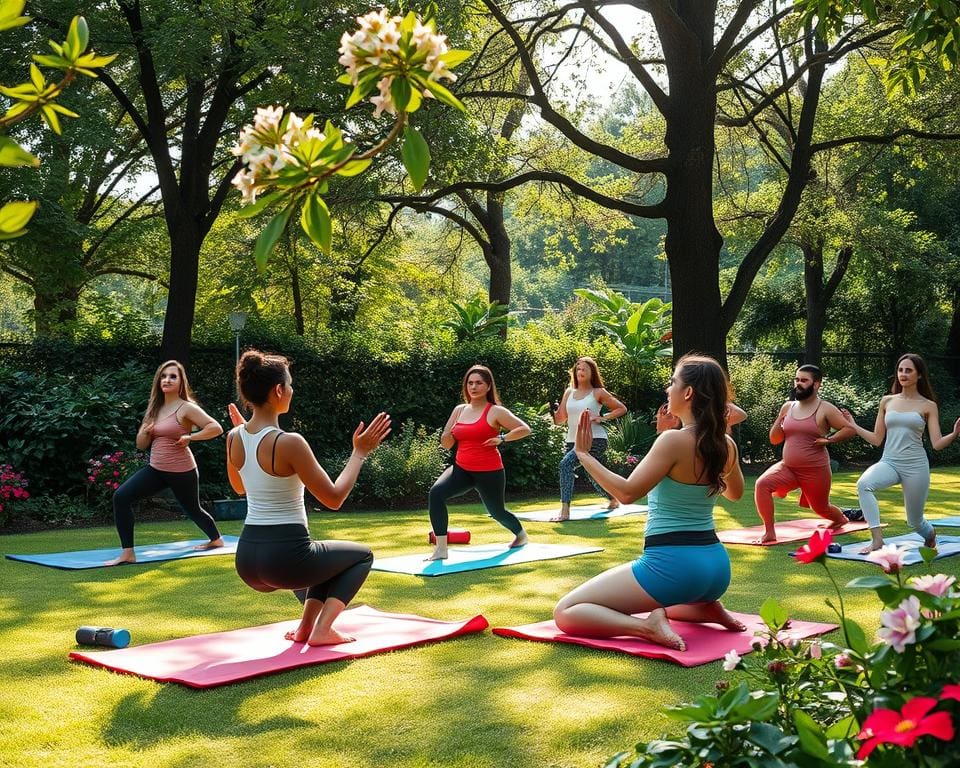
[722,649,741,672]
[230,108,326,205]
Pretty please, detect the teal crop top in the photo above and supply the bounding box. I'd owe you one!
[644,475,717,537]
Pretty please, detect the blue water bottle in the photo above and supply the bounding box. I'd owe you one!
[76,626,131,648]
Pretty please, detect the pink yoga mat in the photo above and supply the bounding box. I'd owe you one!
[492,612,836,667]
[70,605,489,688]
[717,518,875,546]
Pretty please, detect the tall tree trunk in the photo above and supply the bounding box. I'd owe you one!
[290,263,305,336]
[803,242,826,367]
[160,220,203,363]
[486,197,511,308]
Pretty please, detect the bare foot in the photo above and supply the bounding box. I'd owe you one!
[509,530,529,548]
[858,543,882,555]
[104,554,136,566]
[306,628,355,646]
[424,548,448,561]
[697,602,747,632]
[826,515,849,530]
[754,534,777,545]
[549,511,570,522]
[605,498,620,510]
[638,608,685,651]
[193,537,225,551]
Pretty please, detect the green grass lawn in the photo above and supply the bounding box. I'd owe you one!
[3,468,960,768]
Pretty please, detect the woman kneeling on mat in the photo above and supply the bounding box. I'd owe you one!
[107,360,224,566]
[427,365,531,561]
[227,350,391,646]
[554,354,745,651]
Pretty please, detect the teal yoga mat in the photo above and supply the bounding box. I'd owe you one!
[371,542,603,576]
[515,503,647,522]
[6,536,240,570]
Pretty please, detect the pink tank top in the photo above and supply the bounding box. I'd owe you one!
[451,402,503,472]
[781,402,828,467]
[149,407,197,472]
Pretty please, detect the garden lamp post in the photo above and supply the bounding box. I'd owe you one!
[229,311,247,367]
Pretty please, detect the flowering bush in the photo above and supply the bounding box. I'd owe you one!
[85,450,145,506]
[607,530,960,767]
[0,463,30,524]
[232,9,470,269]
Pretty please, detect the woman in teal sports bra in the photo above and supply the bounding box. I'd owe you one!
[553,354,745,651]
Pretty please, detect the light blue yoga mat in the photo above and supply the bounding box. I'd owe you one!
[6,535,240,570]
[515,503,647,522]
[826,533,960,567]
[930,516,960,527]
[371,542,603,576]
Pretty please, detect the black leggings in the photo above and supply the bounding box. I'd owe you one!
[428,464,523,537]
[236,523,373,604]
[112,465,221,548]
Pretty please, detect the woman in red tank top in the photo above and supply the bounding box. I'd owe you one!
[105,360,225,566]
[426,365,532,561]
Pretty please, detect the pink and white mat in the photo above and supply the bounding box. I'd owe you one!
[718,518,876,546]
[70,605,489,688]
[492,611,837,667]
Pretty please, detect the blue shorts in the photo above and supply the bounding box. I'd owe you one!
[630,542,731,606]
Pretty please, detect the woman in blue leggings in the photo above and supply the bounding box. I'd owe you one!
[841,353,960,553]
[553,355,744,651]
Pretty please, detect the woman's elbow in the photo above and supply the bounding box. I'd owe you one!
[209,422,224,437]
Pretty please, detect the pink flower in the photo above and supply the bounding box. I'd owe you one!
[877,595,922,652]
[940,684,960,702]
[856,697,954,759]
[867,544,906,573]
[834,653,853,669]
[808,642,822,660]
[113,471,120,477]
[908,574,956,598]
[794,529,833,564]
[88,476,95,483]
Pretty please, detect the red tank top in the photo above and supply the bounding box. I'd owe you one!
[451,402,503,471]
[782,402,828,467]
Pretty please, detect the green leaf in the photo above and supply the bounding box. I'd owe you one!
[0,200,37,237]
[825,714,859,740]
[253,205,294,272]
[333,157,372,177]
[919,545,938,563]
[842,618,868,655]
[401,126,430,192]
[0,136,39,168]
[300,191,332,255]
[0,0,29,32]
[235,189,284,219]
[439,49,473,68]
[846,576,892,590]
[67,16,89,57]
[391,77,412,112]
[793,709,830,761]
[924,638,960,651]
[759,597,789,631]
[422,78,466,111]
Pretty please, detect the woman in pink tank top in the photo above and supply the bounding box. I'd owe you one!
[105,360,225,566]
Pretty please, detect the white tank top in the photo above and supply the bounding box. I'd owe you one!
[565,389,607,442]
[234,426,308,527]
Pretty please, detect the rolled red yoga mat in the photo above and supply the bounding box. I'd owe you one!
[429,528,470,544]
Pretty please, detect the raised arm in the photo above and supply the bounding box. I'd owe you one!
[819,402,856,445]
[927,402,960,450]
[726,402,748,429]
[574,411,675,503]
[553,388,572,425]
[721,435,744,501]
[225,428,245,496]
[177,402,224,446]
[596,389,627,423]
[838,399,886,447]
[440,405,464,450]
[769,402,790,445]
[286,413,392,510]
[135,415,155,450]
[487,406,531,445]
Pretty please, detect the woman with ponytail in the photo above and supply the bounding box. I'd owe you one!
[227,350,391,646]
[553,355,745,651]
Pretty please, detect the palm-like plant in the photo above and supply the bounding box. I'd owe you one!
[574,288,672,363]
[440,294,513,341]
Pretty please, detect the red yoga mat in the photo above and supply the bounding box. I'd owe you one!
[70,605,489,688]
[717,518,875,546]
[492,612,836,667]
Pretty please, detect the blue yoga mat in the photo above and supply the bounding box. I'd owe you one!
[6,536,240,570]
[930,516,960,527]
[826,533,960,567]
[372,541,603,576]
[515,503,647,522]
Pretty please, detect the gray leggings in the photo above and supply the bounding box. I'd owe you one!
[559,439,610,503]
[428,464,523,537]
[856,458,933,541]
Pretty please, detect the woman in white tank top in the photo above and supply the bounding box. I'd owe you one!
[227,349,391,646]
[551,357,627,520]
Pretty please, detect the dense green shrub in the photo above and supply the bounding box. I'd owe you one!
[353,420,447,507]
[503,404,567,493]
[728,354,796,465]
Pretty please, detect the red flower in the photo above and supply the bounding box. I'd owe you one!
[941,684,960,702]
[794,529,833,564]
[856,697,954,759]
